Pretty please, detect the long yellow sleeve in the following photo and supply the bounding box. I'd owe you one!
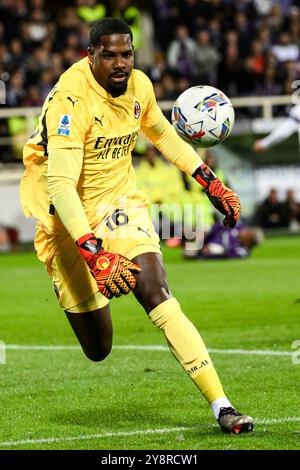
[142,114,203,175]
[48,148,92,241]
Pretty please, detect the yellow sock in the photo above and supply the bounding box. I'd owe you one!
[149,297,225,403]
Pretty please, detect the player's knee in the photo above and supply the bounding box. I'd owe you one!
[149,297,181,329]
[83,343,112,362]
[138,287,171,313]
[148,293,169,311]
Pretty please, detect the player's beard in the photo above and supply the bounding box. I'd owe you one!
[107,82,128,98]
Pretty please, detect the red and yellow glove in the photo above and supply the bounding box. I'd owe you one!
[77,233,141,299]
[193,163,241,228]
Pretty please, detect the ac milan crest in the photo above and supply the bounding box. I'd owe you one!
[134,100,141,119]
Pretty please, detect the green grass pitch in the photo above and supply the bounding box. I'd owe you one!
[0,236,300,450]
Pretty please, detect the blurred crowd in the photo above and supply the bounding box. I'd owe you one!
[1,0,300,249]
[256,187,300,230]
[1,0,300,108]
[2,0,300,162]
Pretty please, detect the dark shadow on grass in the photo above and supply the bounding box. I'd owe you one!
[50,403,208,432]
[52,406,182,428]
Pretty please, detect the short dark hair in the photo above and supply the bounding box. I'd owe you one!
[89,18,133,47]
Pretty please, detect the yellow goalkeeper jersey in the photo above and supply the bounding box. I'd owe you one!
[20,57,202,237]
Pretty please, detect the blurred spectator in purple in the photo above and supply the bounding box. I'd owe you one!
[194,29,220,85]
[166,24,198,80]
[184,221,262,260]
[280,0,296,10]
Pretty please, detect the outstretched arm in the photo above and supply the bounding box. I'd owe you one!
[253,116,299,152]
[143,115,240,228]
[192,163,240,228]
[140,73,240,227]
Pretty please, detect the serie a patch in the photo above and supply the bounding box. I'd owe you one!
[58,114,72,135]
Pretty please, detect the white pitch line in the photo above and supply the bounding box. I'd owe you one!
[208,348,293,357]
[1,417,300,448]
[0,426,192,448]
[258,417,300,424]
[5,344,294,356]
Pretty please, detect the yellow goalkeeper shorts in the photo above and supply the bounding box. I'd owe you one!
[34,205,161,312]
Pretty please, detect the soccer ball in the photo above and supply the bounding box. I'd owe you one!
[171,85,235,148]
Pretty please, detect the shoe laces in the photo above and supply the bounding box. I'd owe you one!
[218,406,241,419]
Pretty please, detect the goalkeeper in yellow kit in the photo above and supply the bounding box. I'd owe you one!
[20,18,253,434]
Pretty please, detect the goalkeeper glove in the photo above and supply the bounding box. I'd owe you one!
[192,163,241,228]
[77,233,141,299]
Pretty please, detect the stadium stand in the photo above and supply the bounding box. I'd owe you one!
[1,0,300,112]
[1,0,300,241]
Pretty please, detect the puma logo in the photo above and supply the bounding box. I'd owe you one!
[67,96,78,107]
[95,115,104,126]
[138,226,151,238]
